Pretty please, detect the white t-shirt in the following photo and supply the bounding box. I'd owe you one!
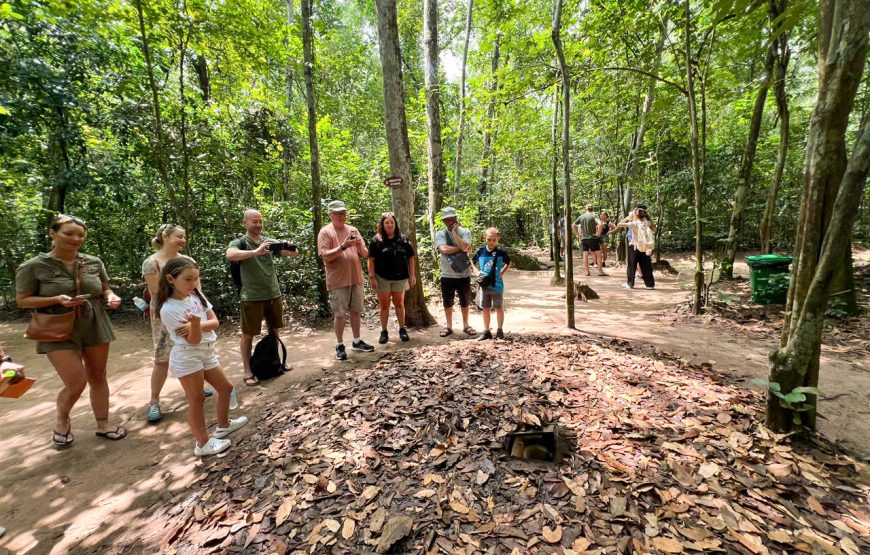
[159,295,217,345]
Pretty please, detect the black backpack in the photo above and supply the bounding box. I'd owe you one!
[250,329,288,381]
[229,236,249,292]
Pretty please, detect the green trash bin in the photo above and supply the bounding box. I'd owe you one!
[745,254,793,304]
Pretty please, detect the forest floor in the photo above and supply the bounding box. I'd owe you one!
[0,250,867,554]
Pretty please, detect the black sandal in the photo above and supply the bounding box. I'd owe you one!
[52,426,74,447]
[95,425,127,441]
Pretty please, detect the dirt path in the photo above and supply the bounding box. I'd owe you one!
[0,254,866,554]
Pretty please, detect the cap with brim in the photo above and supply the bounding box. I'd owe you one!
[328,200,347,212]
[441,207,458,220]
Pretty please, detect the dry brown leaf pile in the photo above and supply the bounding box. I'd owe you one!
[126,335,868,554]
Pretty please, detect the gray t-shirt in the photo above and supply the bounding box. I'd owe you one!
[574,212,599,240]
[435,226,473,278]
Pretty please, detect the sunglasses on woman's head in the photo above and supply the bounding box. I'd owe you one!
[55,214,86,227]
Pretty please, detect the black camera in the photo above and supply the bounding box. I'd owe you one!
[267,241,297,253]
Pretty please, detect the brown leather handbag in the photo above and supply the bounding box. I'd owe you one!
[24,257,83,342]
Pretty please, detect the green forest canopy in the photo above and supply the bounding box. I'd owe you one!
[1,0,867,314]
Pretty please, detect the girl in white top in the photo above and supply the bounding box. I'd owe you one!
[155,256,247,456]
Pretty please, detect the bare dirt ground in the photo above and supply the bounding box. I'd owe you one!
[0,250,866,554]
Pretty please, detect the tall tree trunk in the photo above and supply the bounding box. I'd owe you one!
[684,0,704,315]
[193,53,210,102]
[766,0,869,432]
[177,16,193,245]
[374,0,436,327]
[453,0,473,205]
[759,0,790,254]
[281,0,295,202]
[424,0,445,251]
[301,0,329,311]
[43,105,73,244]
[721,33,778,278]
[552,0,574,328]
[623,16,667,183]
[550,89,563,284]
[477,33,500,226]
[134,0,181,223]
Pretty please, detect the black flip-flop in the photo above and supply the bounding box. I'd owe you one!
[52,427,74,447]
[95,426,127,441]
[439,328,453,337]
[244,375,260,386]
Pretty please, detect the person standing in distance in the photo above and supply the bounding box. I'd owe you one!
[317,200,376,360]
[435,207,476,337]
[572,204,608,277]
[225,209,298,385]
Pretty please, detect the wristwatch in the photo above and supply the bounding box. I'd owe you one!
[341,244,347,251]
[0,356,11,364]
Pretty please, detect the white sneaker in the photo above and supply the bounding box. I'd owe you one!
[229,388,239,410]
[194,437,231,456]
[621,283,633,289]
[213,416,249,439]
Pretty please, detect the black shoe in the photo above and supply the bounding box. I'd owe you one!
[352,339,375,352]
[379,330,389,344]
[495,328,505,340]
[477,330,493,341]
[398,327,410,342]
[335,344,347,360]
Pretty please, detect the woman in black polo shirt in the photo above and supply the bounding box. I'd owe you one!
[367,212,417,344]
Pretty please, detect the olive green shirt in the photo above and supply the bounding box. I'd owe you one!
[228,236,282,301]
[16,253,116,348]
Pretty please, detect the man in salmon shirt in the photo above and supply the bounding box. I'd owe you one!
[317,200,376,360]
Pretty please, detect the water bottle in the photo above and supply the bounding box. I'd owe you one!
[133,297,149,312]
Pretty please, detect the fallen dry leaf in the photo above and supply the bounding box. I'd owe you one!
[542,525,562,543]
[375,515,413,554]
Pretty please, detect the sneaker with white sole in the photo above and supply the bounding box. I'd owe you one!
[213,416,249,439]
[229,388,239,410]
[146,402,162,422]
[621,283,633,289]
[194,437,231,456]
[352,339,375,352]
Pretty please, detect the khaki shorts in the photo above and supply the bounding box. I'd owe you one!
[241,297,285,336]
[329,284,365,315]
[375,276,409,293]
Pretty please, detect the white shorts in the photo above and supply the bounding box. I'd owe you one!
[169,342,221,378]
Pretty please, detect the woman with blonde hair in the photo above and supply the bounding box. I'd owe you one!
[16,214,126,446]
[142,224,234,422]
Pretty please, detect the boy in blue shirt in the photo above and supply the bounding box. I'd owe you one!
[471,227,512,340]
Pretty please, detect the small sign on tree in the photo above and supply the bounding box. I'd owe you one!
[383,175,403,189]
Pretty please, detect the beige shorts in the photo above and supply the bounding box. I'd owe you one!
[329,284,365,315]
[375,276,409,293]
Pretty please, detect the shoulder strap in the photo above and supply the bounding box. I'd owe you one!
[444,228,455,247]
[273,329,288,367]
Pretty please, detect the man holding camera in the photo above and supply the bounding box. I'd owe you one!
[226,209,299,385]
[317,200,375,360]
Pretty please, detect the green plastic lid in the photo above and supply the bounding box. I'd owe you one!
[745,254,793,267]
